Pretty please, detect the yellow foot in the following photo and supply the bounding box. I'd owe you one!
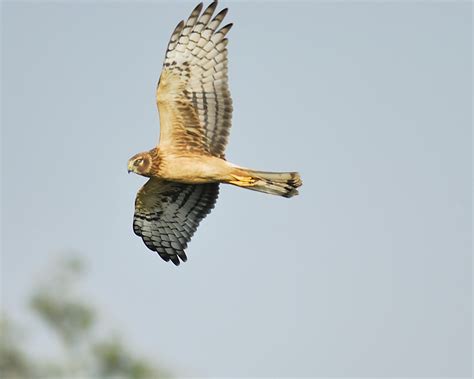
[228,174,256,187]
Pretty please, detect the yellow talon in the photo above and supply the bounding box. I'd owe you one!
[229,174,256,187]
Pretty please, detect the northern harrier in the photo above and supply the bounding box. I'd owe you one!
[128,1,302,265]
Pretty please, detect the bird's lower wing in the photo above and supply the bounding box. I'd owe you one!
[133,178,219,265]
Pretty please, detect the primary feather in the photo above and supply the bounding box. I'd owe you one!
[157,0,233,158]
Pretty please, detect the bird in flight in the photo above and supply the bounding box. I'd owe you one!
[128,1,302,265]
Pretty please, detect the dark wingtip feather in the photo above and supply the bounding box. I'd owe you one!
[217,22,233,37]
[170,256,180,266]
[194,2,204,13]
[204,0,218,17]
[156,250,170,262]
[177,250,188,262]
[214,7,228,21]
[188,2,204,22]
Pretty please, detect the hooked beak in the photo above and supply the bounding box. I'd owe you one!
[127,161,133,174]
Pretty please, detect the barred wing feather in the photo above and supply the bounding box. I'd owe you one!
[133,178,219,265]
[156,1,233,158]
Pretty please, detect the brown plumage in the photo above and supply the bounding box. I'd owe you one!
[128,0,302,265]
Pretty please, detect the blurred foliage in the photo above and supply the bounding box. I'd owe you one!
[0,256,169,379]
[93,336,158,379]
[30,294,95,347]
[30,257,94,349]
[0,317,33,379]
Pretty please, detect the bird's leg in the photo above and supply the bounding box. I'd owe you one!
[228,174,257,187]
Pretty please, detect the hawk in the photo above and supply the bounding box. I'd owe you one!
[128,1,302,265]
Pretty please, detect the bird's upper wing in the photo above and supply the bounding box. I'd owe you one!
[133,178,219,265]
[156,1,233,158]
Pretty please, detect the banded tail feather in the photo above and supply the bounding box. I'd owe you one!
[228,168,302,198]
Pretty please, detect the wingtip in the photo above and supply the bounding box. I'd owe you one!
[219,22,233,34]
[177,250,188,263]
[172,19,185,35]
[170,256,181,266]
[205,0,218,14]
[192,2,204,15]
[215,7,228,20]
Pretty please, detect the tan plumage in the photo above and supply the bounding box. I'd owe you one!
[129,1,302,265]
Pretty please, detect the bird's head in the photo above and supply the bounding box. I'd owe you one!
[128,152,153,177]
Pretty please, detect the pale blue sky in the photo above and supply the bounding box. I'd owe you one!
[2,1,472,377]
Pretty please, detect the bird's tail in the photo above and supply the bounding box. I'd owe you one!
[227,168,302,198]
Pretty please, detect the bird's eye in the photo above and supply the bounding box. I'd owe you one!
[134,159,142,166]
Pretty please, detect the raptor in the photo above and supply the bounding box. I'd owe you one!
[129,1,302,265]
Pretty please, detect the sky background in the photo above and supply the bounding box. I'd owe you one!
[1,1,472,377]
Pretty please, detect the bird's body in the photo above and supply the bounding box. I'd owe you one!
[160,154,234,184]
[128,1,302,265]
[129,147,235,183]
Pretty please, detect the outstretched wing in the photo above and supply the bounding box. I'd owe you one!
[156,1,233,158]
[133,178,219,265]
